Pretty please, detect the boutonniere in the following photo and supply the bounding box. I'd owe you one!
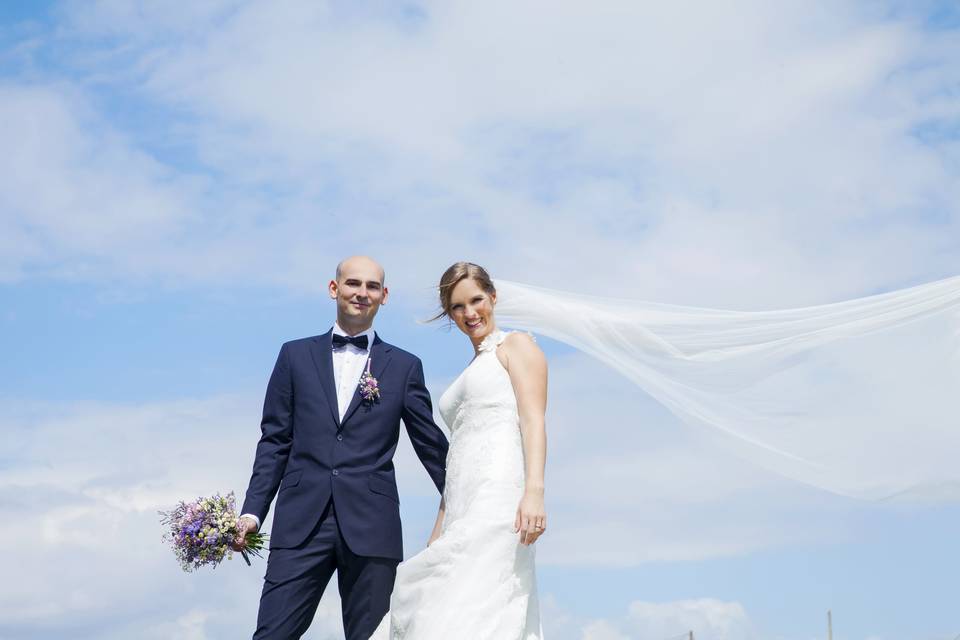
[359,358,380,403]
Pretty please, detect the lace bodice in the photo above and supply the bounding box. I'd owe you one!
[437,329,530,524]
[438,329,519,434]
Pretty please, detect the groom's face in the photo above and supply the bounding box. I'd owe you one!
[329,258,388,330]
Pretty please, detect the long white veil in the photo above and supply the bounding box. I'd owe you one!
[493,276,960,501]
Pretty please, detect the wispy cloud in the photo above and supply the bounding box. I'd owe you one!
[0,84,197,282]
[541,594,756,640]
[0,356,847,634]
[2,1,958,304]
[3,3,960,638]
[521,353,854,567]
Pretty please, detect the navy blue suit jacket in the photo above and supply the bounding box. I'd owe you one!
[241,330,449,560]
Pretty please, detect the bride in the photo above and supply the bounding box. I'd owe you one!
[372,261,960,638]
[371,262,546,639]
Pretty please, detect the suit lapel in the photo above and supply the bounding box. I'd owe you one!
[308,330,342,427]
[341,335,393,427]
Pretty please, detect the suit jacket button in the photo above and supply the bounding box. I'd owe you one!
[336,434,343,441]
[332,469,339,476]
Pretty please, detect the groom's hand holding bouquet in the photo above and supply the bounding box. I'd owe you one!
[231,515,260,552]
[159,492,268,571]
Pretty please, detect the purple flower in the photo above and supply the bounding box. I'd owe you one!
[359,357,381,403]
[160,490,270,572]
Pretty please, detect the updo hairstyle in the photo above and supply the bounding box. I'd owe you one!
[430,262,497,322]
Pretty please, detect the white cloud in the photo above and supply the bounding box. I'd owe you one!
[543,594,756,640]
[528,352,852,567]
[162,609,210,640]
[0,354,812,633]
[581,620,630,640]
[619,598,755,640]
[3,3,960,637]
[0,397,251,635]
[0,358,845,633]
[0,84,191,281]
[1,0,957,306]
[0,394,355,638]
[0,338,942,639]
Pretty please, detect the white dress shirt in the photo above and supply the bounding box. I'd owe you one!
[330,321,376,421]
[240,322,376,532]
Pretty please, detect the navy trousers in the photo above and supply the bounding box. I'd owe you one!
[253,501,397,640]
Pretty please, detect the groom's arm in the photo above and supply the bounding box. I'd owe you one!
[240,342,295,526]
[401,357,449,494]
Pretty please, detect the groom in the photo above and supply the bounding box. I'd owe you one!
[234,256,449,639]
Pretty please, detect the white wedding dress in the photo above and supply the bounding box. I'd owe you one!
[370,329,542,639]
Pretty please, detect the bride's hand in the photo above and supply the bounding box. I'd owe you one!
[427,496,446,547]
[514,489,546,546]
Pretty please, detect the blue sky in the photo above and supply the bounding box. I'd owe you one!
[2,1,960,639]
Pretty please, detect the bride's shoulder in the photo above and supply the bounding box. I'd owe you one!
[502,330,537,346]
[500,331,545,362]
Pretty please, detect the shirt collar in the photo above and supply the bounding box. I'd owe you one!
[332,321,376,348]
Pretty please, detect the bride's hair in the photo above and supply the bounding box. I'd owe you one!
[429,262,497,322]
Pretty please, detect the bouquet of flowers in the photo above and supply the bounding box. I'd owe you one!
[159,491,268,572]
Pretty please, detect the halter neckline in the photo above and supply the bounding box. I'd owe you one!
[477,329,508,353]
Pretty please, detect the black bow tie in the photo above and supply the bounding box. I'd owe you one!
[332,334,369,350]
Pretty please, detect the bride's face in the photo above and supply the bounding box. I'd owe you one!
[449,278,497,342]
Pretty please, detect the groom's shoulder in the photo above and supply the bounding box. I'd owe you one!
[279,334,328,352]
[375,338,420,364]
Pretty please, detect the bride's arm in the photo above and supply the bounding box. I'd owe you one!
[427,496,446,546]
[499,332,548,546]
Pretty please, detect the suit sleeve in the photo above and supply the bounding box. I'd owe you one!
[401,357,449,494]
[240,343,294,523]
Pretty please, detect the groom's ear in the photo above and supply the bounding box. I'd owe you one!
[328,279,338,299]
[381,285,389,305]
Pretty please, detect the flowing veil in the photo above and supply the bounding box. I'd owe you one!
[493,276,960,501]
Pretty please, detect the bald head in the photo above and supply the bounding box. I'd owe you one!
[329,256,389,334]
[336,255,385,285]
